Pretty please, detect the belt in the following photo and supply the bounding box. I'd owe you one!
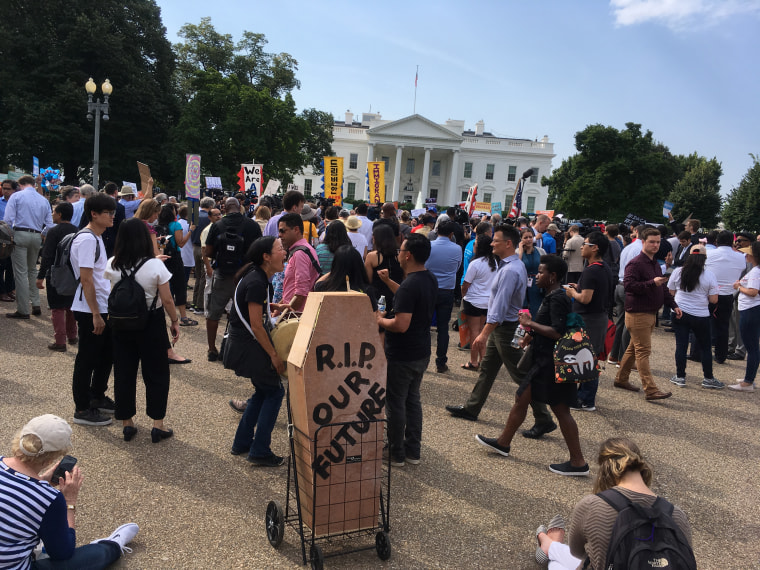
[13,227,41,233]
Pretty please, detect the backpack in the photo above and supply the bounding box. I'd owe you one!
[0,222,14,259]
[598,488,697,570]
[213,223,246,275]
[597,319,617,363]
[155,224,180,259]
[108,258,158,332]
[553,313,600,384]
[289,245,323,277]
[49,229,99,296]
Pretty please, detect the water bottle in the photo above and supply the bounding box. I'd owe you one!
[377,295,386,313]
[511,309,531,348]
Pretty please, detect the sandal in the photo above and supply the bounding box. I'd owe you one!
[180,317,198,326]
[461,362,479,371]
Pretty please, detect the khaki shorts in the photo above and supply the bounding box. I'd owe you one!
[206,272,236,321]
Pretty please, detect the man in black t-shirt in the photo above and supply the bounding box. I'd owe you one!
[565,231,613,411]
[377,234,437,467]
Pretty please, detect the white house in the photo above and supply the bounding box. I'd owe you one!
[292,111,555,214]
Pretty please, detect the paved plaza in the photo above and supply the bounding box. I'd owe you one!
[1,296,757,569]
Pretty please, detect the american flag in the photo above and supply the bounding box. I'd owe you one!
[509,179,523,218]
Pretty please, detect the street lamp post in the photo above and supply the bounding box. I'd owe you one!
[85,77,113,190]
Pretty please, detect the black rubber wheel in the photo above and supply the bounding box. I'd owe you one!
[310,544,324,570]
[265,500,285,548]
[376,530,391,560]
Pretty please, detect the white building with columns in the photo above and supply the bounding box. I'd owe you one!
[292,112,555,213]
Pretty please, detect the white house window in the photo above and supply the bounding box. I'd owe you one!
[382,156,389,172]
[483,192,492,203]
[406,159,415,174]
[404,194,413,203]
[304,179,312,194]
[530,167,539,183]
[461,191,469,201]
[432,160,441,177]
[349,153,358,169]
[527,196,536,213]
[507,165,517,182]
[485,164,495,180]
[347,182,356,200]
[463,162,473,178]
[429,188,438,199]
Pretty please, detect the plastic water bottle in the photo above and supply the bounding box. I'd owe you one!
[511,325,526,348]
[377,295,386,313]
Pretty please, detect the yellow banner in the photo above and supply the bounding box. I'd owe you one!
[473,201,492,213]
[367,161,385,205]
[324,156,343,206]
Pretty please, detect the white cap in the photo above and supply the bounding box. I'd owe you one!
[19,415,72,456]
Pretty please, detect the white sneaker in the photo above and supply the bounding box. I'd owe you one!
[728,382,755,392]
[670,376,686,387]
[92,522,139,553]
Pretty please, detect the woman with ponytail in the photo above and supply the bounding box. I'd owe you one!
[532,437,693,569]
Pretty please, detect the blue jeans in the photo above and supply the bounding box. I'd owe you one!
[739,305,760,385]
[33,541,120,569]
[433,288,455,368]
[576,312,608,406]
[386,356,429,461]
[232,381,285,458]
[673,312,713,379]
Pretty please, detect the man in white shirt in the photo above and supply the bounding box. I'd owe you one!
[354,203,374,249]
[703,230,748,363]
[3,175,53,318]
[70,194,116,427]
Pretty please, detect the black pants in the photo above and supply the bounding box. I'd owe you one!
[692,294,734,362]
[72,312,113,411]
[112,308,171,420]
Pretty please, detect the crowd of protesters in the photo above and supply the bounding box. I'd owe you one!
[2,174,757,567]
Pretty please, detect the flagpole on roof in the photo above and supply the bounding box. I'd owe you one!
[413,65,418,114]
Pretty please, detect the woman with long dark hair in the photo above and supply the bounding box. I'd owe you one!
[315,245,378,310]
[104,218,179,443]
[666,244,723,389]
[365,223,403,311]
[226,236,288,467]
[518,227,545,317]
[156,204,196,327]
[315,219,350,274]
[731,241,760,391]
[460,234,498,370]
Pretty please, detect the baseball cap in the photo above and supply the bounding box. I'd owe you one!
[18,415,72,456]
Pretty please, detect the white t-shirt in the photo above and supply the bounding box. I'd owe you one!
[667,267,719,317]
[104,258,172,309]
[738,266,760,311]
[70,232,110,314]
[348,231,368,257]
[179,219,195,267]
[463,257,498,309]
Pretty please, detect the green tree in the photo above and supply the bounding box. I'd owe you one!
[542,123,680,222]
[0,0,177,186]
[667,153,722,228]
[722,155,760,234]
[170,19,331,188]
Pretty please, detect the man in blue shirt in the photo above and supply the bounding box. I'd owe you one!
[446,224,556,438]
[425,221,462,373]
[542,223,558,254]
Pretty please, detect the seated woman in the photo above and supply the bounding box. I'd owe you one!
[533,437,693,569]
[226,236,288,467]
[475,255,589,476]
[0,414,138,569]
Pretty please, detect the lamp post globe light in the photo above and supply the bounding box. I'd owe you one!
[85,77,112,190]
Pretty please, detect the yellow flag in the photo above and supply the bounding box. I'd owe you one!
[324,156,343,206]
[367,162,385,205]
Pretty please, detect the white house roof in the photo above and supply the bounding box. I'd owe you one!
[367,114,464,143]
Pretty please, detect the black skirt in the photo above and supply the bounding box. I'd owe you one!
[517,353,577,407]
[222,325,280,390]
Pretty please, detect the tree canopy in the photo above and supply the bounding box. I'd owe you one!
[0,0,177,185]
[667,153,722,229]
[722,155,760,234]
[543,123,681,222]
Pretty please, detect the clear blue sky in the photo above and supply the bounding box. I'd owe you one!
[157,0,760,194]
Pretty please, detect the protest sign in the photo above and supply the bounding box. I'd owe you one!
[491,202,502,214]
[137,162,152,195]
[367,162,385,204]
[324,156,343,206]
[184,155,201,200]
[264,179,280,196]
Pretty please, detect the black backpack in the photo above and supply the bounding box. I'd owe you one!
[50,229,99,296]
[213,223,246,275]
[108,258,158,332]
[598,488,697,570]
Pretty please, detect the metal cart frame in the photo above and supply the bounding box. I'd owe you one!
[265,392,391,569]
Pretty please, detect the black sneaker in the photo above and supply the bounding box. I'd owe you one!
[474,434,510,457]
[73,409,113,426]
[90,396,115,414]
[549,461,590,477]
[247,454,285,467]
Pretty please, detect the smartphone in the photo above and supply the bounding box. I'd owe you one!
[51,455,77,484]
